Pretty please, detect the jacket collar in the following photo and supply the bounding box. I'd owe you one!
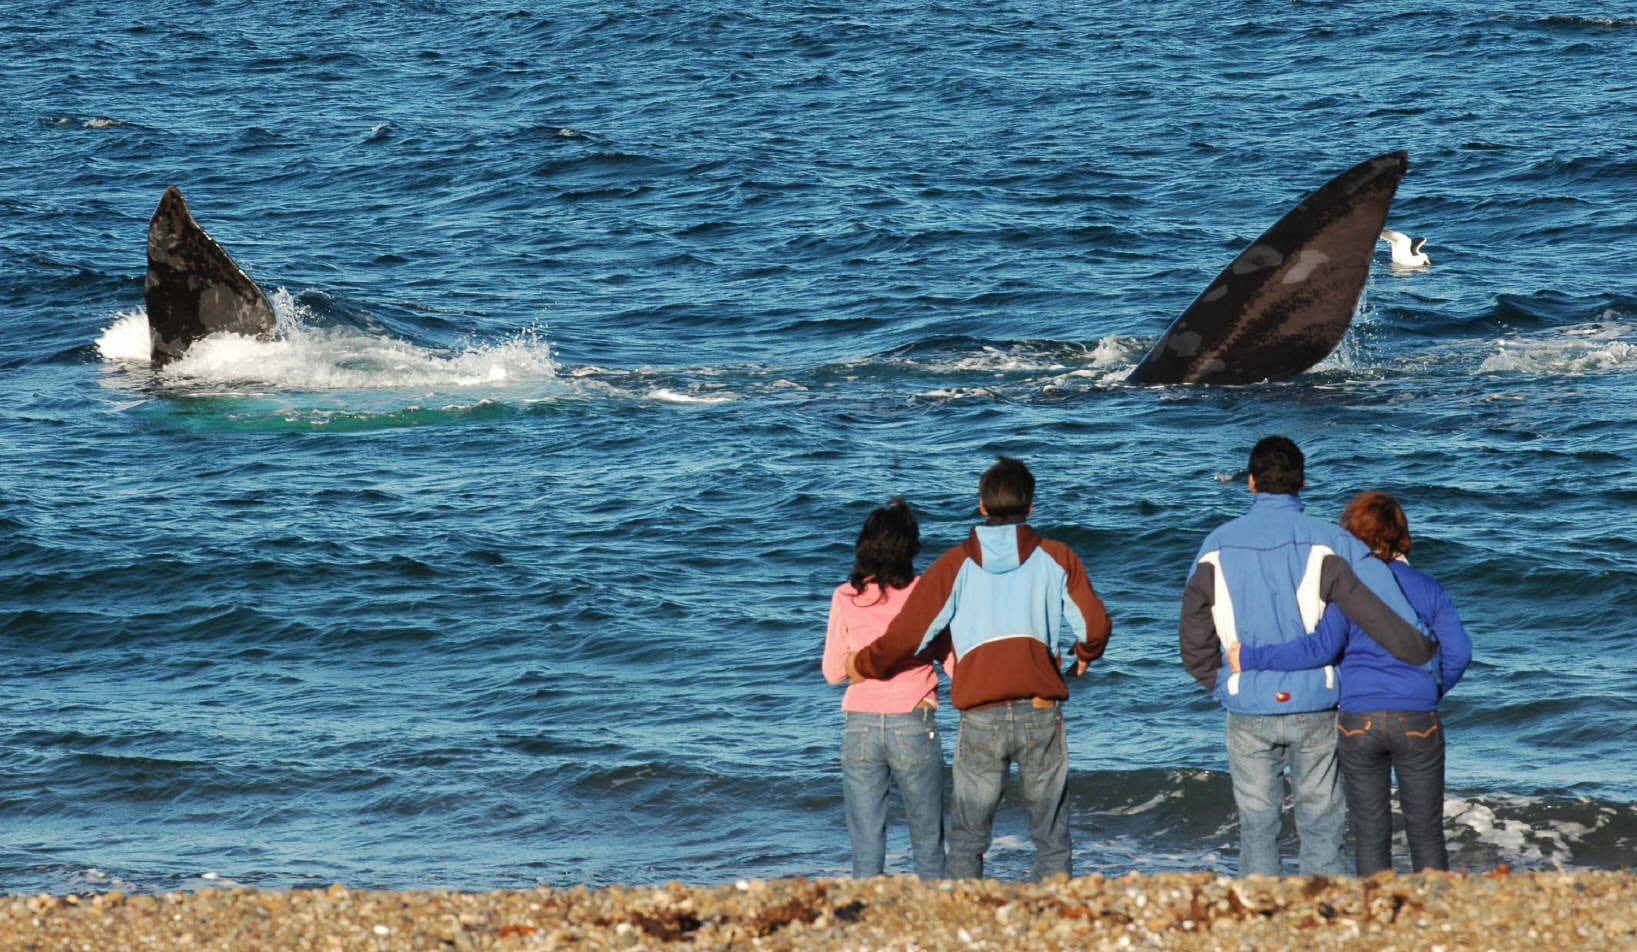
[1249,492,1304,514]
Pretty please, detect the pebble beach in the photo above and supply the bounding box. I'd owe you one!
[8,870,1635,951]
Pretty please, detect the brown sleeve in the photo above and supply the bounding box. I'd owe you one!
[853,547,965,680]
[1041,540,1111,663]
[1068,549,1112,663]
[913,627,954,669]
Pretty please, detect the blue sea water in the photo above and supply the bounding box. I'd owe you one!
[2,0,1635,893]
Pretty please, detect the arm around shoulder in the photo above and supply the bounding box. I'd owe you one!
[1240,604,1347,672]
[1320,555,1438,665]
[853,548,961,680]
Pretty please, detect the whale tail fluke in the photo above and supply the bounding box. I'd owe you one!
[144,186,277,364]
[1127,151,1409,385]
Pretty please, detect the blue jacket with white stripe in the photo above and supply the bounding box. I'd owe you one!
[1178,493,1436,715]
[1242,558,1473,712]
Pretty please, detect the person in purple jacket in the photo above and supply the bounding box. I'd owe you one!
[1230,491,1473,875]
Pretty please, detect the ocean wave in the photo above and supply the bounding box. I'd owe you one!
[1479,319,1637,376]
[1070,771,1636,874]
[1447,794,1637,870]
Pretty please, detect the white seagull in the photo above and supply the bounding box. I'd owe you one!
[1379,228,1432,268]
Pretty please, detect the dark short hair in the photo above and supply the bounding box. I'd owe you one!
[1248,436,1304,495]
[980,456,1035,519]
[1340,490,1411,561]
[849,498,921,597]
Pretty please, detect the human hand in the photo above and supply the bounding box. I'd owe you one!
[1227,642,1242,674]
[1072,658,1089,678]
[845,652,862,682]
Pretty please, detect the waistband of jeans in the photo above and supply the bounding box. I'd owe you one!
[966,696,1060,713]
[845,705,937,724]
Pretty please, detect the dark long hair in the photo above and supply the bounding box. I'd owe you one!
[848,498,921,601]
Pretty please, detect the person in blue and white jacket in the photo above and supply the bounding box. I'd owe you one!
[1178,436,1436,877]
[1231,490,1472,876]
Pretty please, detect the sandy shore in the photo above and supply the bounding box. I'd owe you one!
[6,870,1635,950]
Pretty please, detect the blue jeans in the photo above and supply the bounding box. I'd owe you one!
[1337,709,1448,875]
[841,707,945,879]
[1225,710,1345,877]
[948,700,1070,881]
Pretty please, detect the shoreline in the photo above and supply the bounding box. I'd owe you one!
[7,870,1635,950]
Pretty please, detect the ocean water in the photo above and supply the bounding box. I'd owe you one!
[2,1,1635,893]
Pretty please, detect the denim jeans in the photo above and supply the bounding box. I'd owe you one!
[947,700,1070,881]
[1337,709,1448,876]
[841,707,945,879]
[1225,710,1345,877]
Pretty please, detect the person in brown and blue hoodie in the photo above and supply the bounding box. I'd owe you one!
[848,456,1111,880]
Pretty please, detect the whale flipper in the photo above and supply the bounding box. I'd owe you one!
[1126,151,1408,385]
[144,186,276,364]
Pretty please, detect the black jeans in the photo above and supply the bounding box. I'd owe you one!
[1336,710,1448,876]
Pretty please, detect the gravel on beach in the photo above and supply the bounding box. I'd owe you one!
[5,870,1635,951]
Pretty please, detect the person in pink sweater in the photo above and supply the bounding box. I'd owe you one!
[823,498,951,879]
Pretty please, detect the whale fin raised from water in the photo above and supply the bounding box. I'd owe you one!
[1126,150,1409,385]
[144,186,277,364]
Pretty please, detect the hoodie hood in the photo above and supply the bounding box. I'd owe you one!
[968,523,1042,575]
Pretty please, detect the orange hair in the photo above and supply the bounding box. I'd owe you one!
[1340,490,1411,561]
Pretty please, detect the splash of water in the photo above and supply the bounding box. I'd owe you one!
[95,290,559,393]
[1479,320,1637,375]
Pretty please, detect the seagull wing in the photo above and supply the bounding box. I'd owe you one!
[1380,228,1409,245]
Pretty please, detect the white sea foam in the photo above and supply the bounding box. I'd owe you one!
[95,309,153,361]
[899,337,1142,378]
[67,867,137,892]
[915,345,1072,374]
[1103,787,1184,816]
[647,388,735,404]
[96,290,559,393]
[1056,334,1149,386]
[915,386,1004,400]
[1087,333,1145,368]
[1479,319,1637,375]
[894,335,1146,393]
[1443,792,1629,867]
[987,834,1031,852]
